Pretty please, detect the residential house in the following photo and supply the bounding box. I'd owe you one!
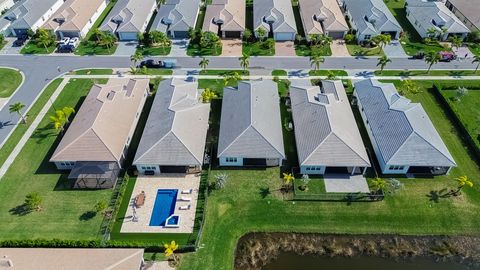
[0,248,144,269]
[133,78,210,175]
[406,0,470,41]
[151,0,200,39]
[290,81,371,175]
[100,0,157,41]
[50,78,149,188]
[43,0,107,39]
[203,0,245,38]
[218,80,285,167]
[254,0,297,41]
[353,79,456,175]
[445,0,480,32]
[0,0,63,37]
[298,0,349,40]
[0,0,15,15]
[341,0,402,41]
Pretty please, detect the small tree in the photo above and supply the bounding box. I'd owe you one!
[344,34,355,44]
[455,87,468,101]
[98,31,117,53]
[319,34,333,47]
[309,55,324,71]
[376,55,391,74]
[130,51,143,67]
[401,80,421,95]
[36,28,56,52]
[9,102,26,124]
[199,57,209,70]
[424,51,440,73]
[239,53,250,71]
[25,192,42,212]
[449,35,462,51]
[188,27,197,41]
[201,88,217,103]
[451,175,473,196]
[371,177,386,194]
[326,71,337,80]
[136,32,144,44]
[94,201,108,214]
[214,173,229,189]
[256,27,267,41]
[282,173,294,189]
[295,34,303,44]
[472,55,480,72]
[243,29,252,42]
[91,28,103,42]
[164,241,179,263]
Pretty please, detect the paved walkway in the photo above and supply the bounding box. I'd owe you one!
[324,174,370,193]
[0,78,69,180]
[331,40,350,57]
[169,39,189,57]
[383,41,408,58]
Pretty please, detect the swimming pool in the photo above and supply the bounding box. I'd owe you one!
[149,189,178,226]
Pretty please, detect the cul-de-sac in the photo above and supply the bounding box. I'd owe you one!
[0,0,480,269]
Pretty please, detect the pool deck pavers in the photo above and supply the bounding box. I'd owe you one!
[120,174,200,233]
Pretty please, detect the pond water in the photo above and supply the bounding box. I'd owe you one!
[263,252,480,270]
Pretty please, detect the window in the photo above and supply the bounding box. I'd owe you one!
[142,165,156,170]
[389,165,404,171]
[226,157,237,163]
[364,35,371,40]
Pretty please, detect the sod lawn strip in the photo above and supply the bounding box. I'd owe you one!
[20,42,56,54]
[72,69,114,75]
[199,70,249,76]
[0,79,111,240]
[242,41,275,56]
[374,70,480,76]
[308,70,348,76]
[0,68,23,98]
[346,44,384,56]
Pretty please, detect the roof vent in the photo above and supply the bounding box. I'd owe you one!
[112,15,124,24]
[5,14,17,21]
[162,17,173,25]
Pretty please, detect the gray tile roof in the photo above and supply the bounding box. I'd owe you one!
[151,0,200,33]
[100,0,156,33]
[0,0,60,31]
[133,79,210,166]
[447,0,480,30]
[342,0,402,36]
[406,0,470,34]
[290,81,370,167]
[354,79,456,167]
[217,80,285,159]
[254,0,297,33]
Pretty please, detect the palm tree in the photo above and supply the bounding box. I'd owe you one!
[256,27,267,41]
[452,175,474,196]
[424,51,440,73]
[449,35,462,51]
[36,28,55,52]
[49,110,66,133]
[188,27,197,41]
[164,241,179,263]
[319,34,333,47]
[239,53,250,71]
[98,32,116,53]
[282,173,295,188]
[130,51,143,67]
[9,102,26,124]
[199,57,209,70]
[371,177,387,194]
[91,28,102,42]
[309,55,324,71]
[472,55,480,72]
[243,29,252,42]
[426,27,438,39]
[402,80,420,95]
[61,107,75,123]
[376,55,391,74]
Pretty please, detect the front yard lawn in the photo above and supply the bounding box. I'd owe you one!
[72,69,113,75]
[308,70,348,76]
[0,68,22,98]
[187,44,221,56]
[242,40,275,56]
[272,70,287,76]
[20,42,56,54]
[177,80,480,270]
[0,79,111,240]
[75,41,118,56]
[346,44,384,56]
[468,44,480,56]
[374,70,480,76]
[295,43,332,56]
[136,45,171,56]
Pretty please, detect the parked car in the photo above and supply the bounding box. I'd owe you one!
[409,52,425,60]
[439,51,456,62]
[138,59,161,68]
[59,37,70,47]
[13,35,28,47]
[68,37,79,48]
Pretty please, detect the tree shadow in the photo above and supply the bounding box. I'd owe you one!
[79,211,97,221]
[426,188,450,203]
[53,174,73,191]
[259,187,271,199]
[9,204,32,216]
[30,125,57,144]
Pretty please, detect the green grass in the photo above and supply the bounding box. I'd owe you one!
[177,80,480,270]
[374,70,480,76]
[308,70,348,76]
[295,178,326,194]
[0,79,111,240]
[346,44,384,56]
[0,68,22,98]
[136,45,171,56]
[276,80,290,97]
[199,70,249,76]
[198,79,238,97]
[143,69,173,75]
[468,44,480,56]
[0,40,7,50]
[187,44,221,56]
[272,70,287,76]
[295,43,332,57]
[20,42,56,54]
[0,79,63,168]
[72,69,113,75]
[242,40,275,56]
[383,0,446,56]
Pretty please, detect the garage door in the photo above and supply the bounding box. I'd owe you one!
[160,166,188,173]
[224,31,241,38]
[172,31,188,39]
[274,32,294,41]
[118,32,138,41]
[328,31,345,39]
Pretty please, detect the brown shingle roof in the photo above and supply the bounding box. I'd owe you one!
[43,0,106,32]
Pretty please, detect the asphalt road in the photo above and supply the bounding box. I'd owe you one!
[0,54,477,148]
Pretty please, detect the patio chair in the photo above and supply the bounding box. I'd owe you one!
[134,192,146,208]
[181,188,193,194]
[178,196,191,202]
[179,204,191,210]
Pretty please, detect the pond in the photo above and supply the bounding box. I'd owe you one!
[263,252,480,270]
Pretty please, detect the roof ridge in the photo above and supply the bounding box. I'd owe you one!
[171,130,202,164]
[411,131,456,165]
[91,127,118,161]
[250,124,285,159]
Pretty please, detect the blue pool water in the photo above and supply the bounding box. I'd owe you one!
[149,189,178,226]
[166,215,179,226]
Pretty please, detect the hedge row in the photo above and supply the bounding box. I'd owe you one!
[432,83,480,161]
[433,81,480,91]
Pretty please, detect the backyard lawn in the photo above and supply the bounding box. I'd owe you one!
[346,44,384,56]
[0,68,22,98]
[198,79,240,97]
[177,80,480,270]
[0,79,112,240]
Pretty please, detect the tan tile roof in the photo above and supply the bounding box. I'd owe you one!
[43,0,106,32]
[299,0,348,35]
[0,248,144,270]
[203,0,245,33]
[50,78,149,163]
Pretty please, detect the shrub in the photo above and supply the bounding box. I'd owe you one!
[214,173,229,189]
[25,192,42,212]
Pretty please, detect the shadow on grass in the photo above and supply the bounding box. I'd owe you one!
[79,210,97,221]
[259,187,271,199]
[9,204,33,216]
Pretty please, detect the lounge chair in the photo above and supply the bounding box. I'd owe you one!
[178,196,191,202]
[179,204,191,210]
[181,189,193,194]
[134,191,146,208]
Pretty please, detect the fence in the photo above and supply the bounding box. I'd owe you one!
[292,180,384,202]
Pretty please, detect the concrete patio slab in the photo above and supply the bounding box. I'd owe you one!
[221,39,242,56]
[324,174,370,193]
[331,39,349,57]
[275,41,295,56]
[120,174,200,233]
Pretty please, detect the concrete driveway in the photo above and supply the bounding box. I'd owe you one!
[113,41,138,56]
[221,39,242,56]
[0,38,24,55]
[169,39,189,57]
[383,41,408,57]
[331,39,350,57]
[275,41,296,56]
